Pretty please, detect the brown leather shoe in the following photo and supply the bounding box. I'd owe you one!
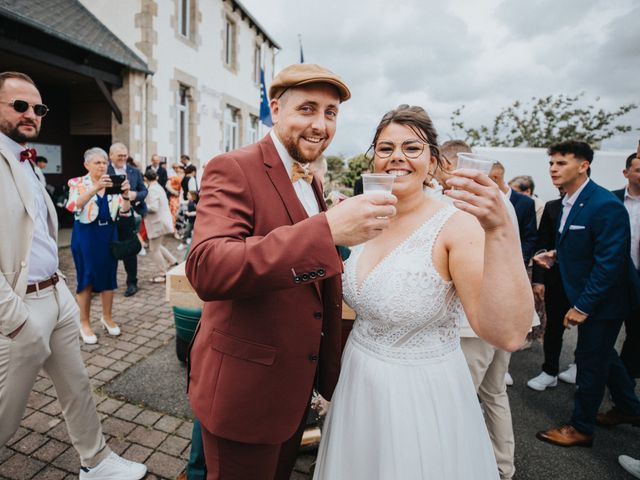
[596,407,640,427]
[536,424,593,447]
[176,471,187,480]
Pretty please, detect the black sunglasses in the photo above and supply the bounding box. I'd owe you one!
[3,99,49,117]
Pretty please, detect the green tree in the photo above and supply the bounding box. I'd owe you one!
[342,153,370,190]
[325,155,346,185]
[450,93,637,149]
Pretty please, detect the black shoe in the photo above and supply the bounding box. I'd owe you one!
[124,285,138,297]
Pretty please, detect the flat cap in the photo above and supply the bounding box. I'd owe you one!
[269,64,351,102]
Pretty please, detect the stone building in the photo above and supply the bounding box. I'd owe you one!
[0,0,279,186]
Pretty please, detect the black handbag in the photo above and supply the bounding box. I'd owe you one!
[109,214,142,260]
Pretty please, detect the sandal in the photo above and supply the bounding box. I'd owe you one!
[151,275,166,284]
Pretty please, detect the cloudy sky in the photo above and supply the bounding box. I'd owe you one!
[243,0,639,158]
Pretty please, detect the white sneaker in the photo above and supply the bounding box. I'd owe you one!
[619,455,640,479]
[79,452,147,480]
[138,247,147,256]
[177,243,186,251]
[559,363,577,384]
[527,371,558,391]
[505,372,514,386]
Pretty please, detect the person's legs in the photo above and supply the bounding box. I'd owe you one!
[201,428,281,480]
[187,420,207,480]
[571,316,624,435]
[0,289,53,445]
[148,236,167,274]
[43,280,111,467]
[117,216,138,290]
[460,337,494,391]
[100,290,115,326]
[621,309,640,379]
[542,285,570,376]
[478,349,515,480]
[160,244,178,267]
[76,285,93,336]
[606,349,640,415]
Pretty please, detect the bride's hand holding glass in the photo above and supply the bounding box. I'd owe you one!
[443,169,510,232]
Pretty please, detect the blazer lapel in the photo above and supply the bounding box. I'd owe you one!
[1,145,37,223]
[559,180,595,244]
[260,136,308,225]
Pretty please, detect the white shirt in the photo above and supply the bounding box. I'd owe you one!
[0,132,58,283]
[559,178,590,233]
[623,187,640,269]
[270,130,320,217]
[113,164,127,176]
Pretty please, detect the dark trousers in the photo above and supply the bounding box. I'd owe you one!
[117,217,138,287]
[541,282,571,376]
[200,401,309,480]
[621,309,640,379]
[571,315,640,435]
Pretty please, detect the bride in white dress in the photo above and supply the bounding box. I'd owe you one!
[313,105,533,480]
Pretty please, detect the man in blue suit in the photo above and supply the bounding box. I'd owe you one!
[489,162,537,264]
[108,142,148,297]
[535,140,640,447]
[611,150,640,380]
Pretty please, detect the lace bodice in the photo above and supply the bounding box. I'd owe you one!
[343,206,465,361]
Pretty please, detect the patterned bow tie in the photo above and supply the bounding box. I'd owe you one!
[20,148,37,163]
[291,162,315,184]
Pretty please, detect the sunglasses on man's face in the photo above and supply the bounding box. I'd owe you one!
[2,99,49,117]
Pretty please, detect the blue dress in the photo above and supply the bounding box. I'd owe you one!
[71,194,118,293]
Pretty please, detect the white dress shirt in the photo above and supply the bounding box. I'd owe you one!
[270,130,320,217]
[0,132,58,283]
[559,178,590,233]
[623,187,640,269]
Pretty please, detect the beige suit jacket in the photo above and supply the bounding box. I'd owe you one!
[144,182,174,239]
[0,144,58,336]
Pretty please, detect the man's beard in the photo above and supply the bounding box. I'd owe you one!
[283,135,326,164]
[0,119,39,144]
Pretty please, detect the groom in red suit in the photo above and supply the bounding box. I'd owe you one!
[185,64,397,479]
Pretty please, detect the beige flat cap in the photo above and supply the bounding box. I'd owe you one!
[269,63,351,102]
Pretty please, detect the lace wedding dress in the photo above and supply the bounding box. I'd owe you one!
[313,206,499,479]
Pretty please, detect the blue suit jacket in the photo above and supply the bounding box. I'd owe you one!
[509,189,537,263]
[556,179,639,318]
[108,163,148,216]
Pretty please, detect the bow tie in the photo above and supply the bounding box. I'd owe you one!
[20,148,37,163]
[291,162,315,184]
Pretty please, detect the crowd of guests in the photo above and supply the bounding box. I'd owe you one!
[2,67,639,480]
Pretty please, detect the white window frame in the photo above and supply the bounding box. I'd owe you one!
[178,0,191,38]
[224,106,239,152]
[176,85,190,159]
[249,115,259,144]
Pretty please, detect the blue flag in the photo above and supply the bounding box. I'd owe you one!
[259,68,273,127]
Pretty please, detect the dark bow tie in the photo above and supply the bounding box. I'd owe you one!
[20,148,37,163]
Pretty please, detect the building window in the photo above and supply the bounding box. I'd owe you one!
[224,17,236,67]
[224,106,239,152]
[178,0,191,37]
[177,85,190,158]
[249,115,259,144]
[253,44,261,84]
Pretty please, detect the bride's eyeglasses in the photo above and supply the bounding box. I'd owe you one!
[367,140,429,160]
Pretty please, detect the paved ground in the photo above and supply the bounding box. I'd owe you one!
[0,236,638,479]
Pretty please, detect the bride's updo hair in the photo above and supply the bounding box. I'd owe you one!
[368,104,444,181]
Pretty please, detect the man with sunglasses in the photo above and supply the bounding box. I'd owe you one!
[0,71,146,479]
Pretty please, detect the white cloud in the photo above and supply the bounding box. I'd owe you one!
[243,0,639,156]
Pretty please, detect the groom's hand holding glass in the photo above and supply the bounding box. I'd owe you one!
[325,192,397,246]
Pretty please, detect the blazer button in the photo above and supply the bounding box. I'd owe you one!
[302,273,310,281]
[314,311,322,319]
[317,269,326,277]
[294,276,302,283]
[308,354,319,362]
[309,272,317,279]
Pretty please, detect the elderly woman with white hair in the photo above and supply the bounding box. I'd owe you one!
[66,147,131,344]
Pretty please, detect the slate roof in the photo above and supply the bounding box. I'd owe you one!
[0,0,151,73]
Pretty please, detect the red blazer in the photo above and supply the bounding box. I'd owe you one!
[186,135,344,445]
